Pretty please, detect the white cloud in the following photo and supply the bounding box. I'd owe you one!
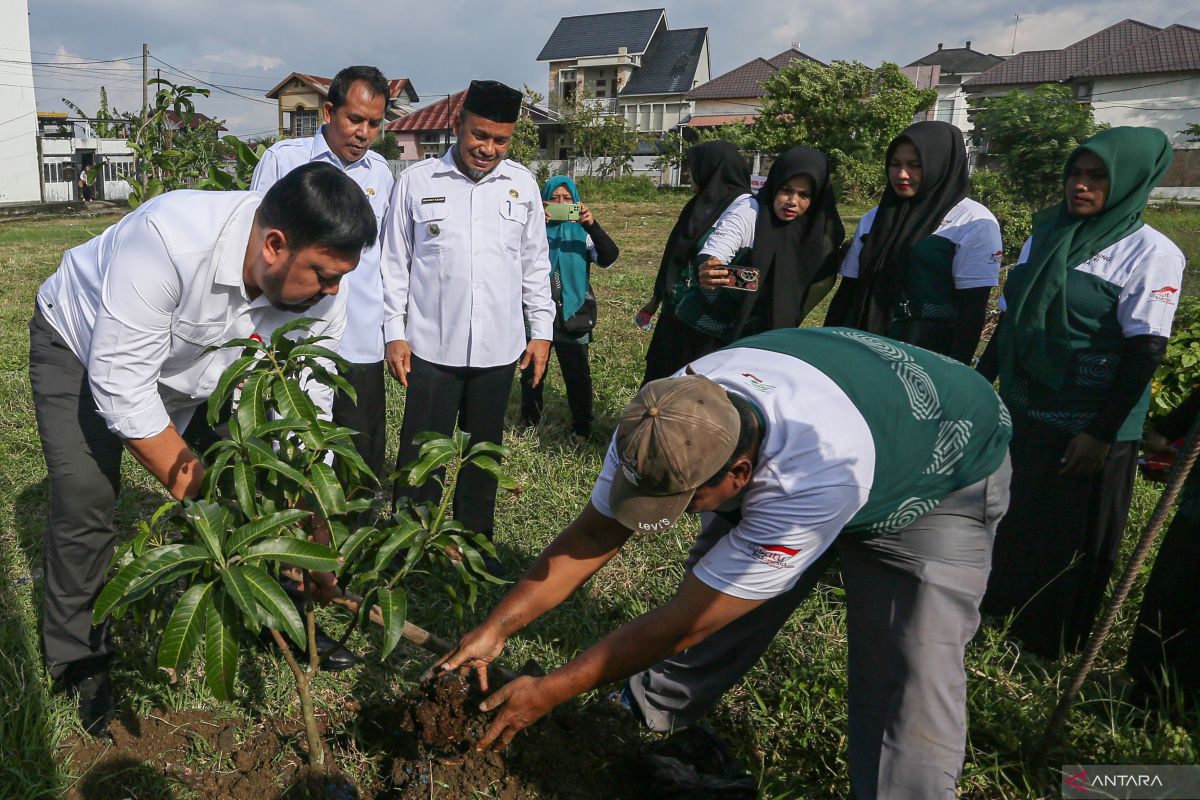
[198,49,284,72]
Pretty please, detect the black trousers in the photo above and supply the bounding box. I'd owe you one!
[29,309,123,678]
[393,354,516,537]
[982,412,1138,658]
[520,340,593,437]
[332,360,388,483]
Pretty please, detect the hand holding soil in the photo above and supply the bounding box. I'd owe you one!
[476,675,559,751]
[427,622,507,692]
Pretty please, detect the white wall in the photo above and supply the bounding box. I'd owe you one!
[693,97,761,117]
[0,0,42,203]
[1087,73,1200,149]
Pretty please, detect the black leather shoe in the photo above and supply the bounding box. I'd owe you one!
[69,664,116,738]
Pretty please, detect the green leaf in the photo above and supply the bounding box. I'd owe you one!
[200,448,236,500]
[453,429,471,453]
[227,508,310,553]
[308,462,348,518]
[374,520,422,572]
[157,581,212,675]
[124,545,213,599]
[288,343,348,366]
[244,437,310,486]
[236,371,268,433]
[412,431,450,446]
[465,455,518,490]
[338,526,380,573]
[204,590,239,701]
[405,447,456,488]
[326,443,376,486]
[449,534,508,584]
[274,378,319,426]
[182,500,231,564]
[377,585,408,659]
[219,564,260,629]
[241,563,305,643]
[243,537,340,571]
[207,355,257,425]
[93,544,211,622]
[232,461,257,518]
[269,317,320,349]
[466,441,511,461]
[249,419,309,439]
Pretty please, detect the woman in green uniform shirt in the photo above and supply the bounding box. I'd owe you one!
[979,126,1184,659]
[826,120,1002,363]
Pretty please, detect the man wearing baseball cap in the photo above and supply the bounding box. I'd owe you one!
[434,327,1012,797]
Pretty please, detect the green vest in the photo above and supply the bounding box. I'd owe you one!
[736,327,1013,535]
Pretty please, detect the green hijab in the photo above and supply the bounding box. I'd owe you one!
[542,175,590,321]
[1000,126,1173,389]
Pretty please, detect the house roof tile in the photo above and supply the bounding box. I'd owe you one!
[620,27,708,96]
[964,19,1162,89]
[1076,24,1200,77]
[386,91,465,133]
[265,72,418,103]
[906,45,1005,75]
[537,9,664,61]
[686,49,821,100]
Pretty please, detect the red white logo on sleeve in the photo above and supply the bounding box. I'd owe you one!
[749,543,800,569]
[1150,285,1178,304]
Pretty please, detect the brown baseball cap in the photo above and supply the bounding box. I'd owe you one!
[608,375,740,533]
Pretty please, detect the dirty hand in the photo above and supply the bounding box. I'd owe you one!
[577,204,594,226]
[520,339,552,388]
[698,257,732,290]
[1059,432,1111,477]
[476,675,558,751]
[385,340,412,386]
[427,623,507,692]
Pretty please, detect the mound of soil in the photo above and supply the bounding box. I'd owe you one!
[60,674,657,799]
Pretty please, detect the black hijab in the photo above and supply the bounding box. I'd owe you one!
[849,120,969,333]
[655,141,751,300]
[732,146,845,338]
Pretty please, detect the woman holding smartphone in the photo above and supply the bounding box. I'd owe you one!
[520,175,619,446]
[825,120,1002,363]
[674,146,844,348]
[640,141,751,385]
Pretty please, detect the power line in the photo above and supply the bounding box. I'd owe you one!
[149,54,276,106]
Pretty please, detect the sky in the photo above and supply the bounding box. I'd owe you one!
[16,0,1200,139]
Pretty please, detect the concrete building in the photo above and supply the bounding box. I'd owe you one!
[905,42,1005,136]
[685,48,822,129]
[537,9,710,136]
[36,113,135,203]
[0,0,43,204]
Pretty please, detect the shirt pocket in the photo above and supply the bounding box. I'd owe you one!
[498,198,529,254]
[412,202,449,252]
[168,318,228,374]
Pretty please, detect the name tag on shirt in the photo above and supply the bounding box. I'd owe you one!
[421,196,445,204]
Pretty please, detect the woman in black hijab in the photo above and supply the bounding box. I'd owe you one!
[825,121,1002,363]
[682,146,845,343]
[640,141,750,385]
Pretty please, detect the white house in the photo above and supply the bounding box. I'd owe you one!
[963,20,1200,197]
[537,9,710,136]
[36,114,135,203]
[904,42,1005,137]
[0,0,43,204]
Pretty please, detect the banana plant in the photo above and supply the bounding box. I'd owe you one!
[92,320,506,773]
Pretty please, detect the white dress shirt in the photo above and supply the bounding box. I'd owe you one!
[251,126,393,364]
[36,190,346,440]
[381,150,555,368]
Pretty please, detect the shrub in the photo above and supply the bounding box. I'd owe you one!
[1152,295,1200,417]
[833,154,885,206]
[971,169,1033,265]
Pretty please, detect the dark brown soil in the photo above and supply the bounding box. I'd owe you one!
[60,674,657,799]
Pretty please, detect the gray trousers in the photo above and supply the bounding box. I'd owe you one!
[29,309,124,678]
[629,457,1012,800]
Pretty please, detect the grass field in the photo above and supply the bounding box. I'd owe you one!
[1,199,1198,799]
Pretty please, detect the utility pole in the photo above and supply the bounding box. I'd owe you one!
[1011,14,1020,54]
[139,43,148,190]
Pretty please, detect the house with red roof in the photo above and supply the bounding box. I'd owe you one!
[963,20,1200,194]
[265,71,419,139]
[385,90,560,161]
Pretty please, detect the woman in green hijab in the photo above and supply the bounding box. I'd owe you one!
[979,126,1185,659]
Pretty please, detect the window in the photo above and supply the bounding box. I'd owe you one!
[1073,82,1093,102]
[292,108,318,138]
[935,99,955,122]
[559,69,576,84]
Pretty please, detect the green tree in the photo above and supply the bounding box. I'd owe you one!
[61,86,134,139]
[506,85,545,168]
[1181,122,1200,142]
[92,322,504,776]
[971,83,1101,206]
[653,123,751,172]
[559,91,636,178]
[750,60,936,171]
[370,131,403,160]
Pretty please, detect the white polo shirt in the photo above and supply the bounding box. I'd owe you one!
[380,150,555,368]
[36,190,346,440]
[251,126,392,364]
[591,346,877,601]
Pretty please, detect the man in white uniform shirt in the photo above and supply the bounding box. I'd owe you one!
[252,65,394,480]
[30,163,376,735]
[382,80,554,571]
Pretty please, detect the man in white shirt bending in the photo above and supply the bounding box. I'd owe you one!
[30,162,376,735]
[381,80,554,572]
[252,65,394,480]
